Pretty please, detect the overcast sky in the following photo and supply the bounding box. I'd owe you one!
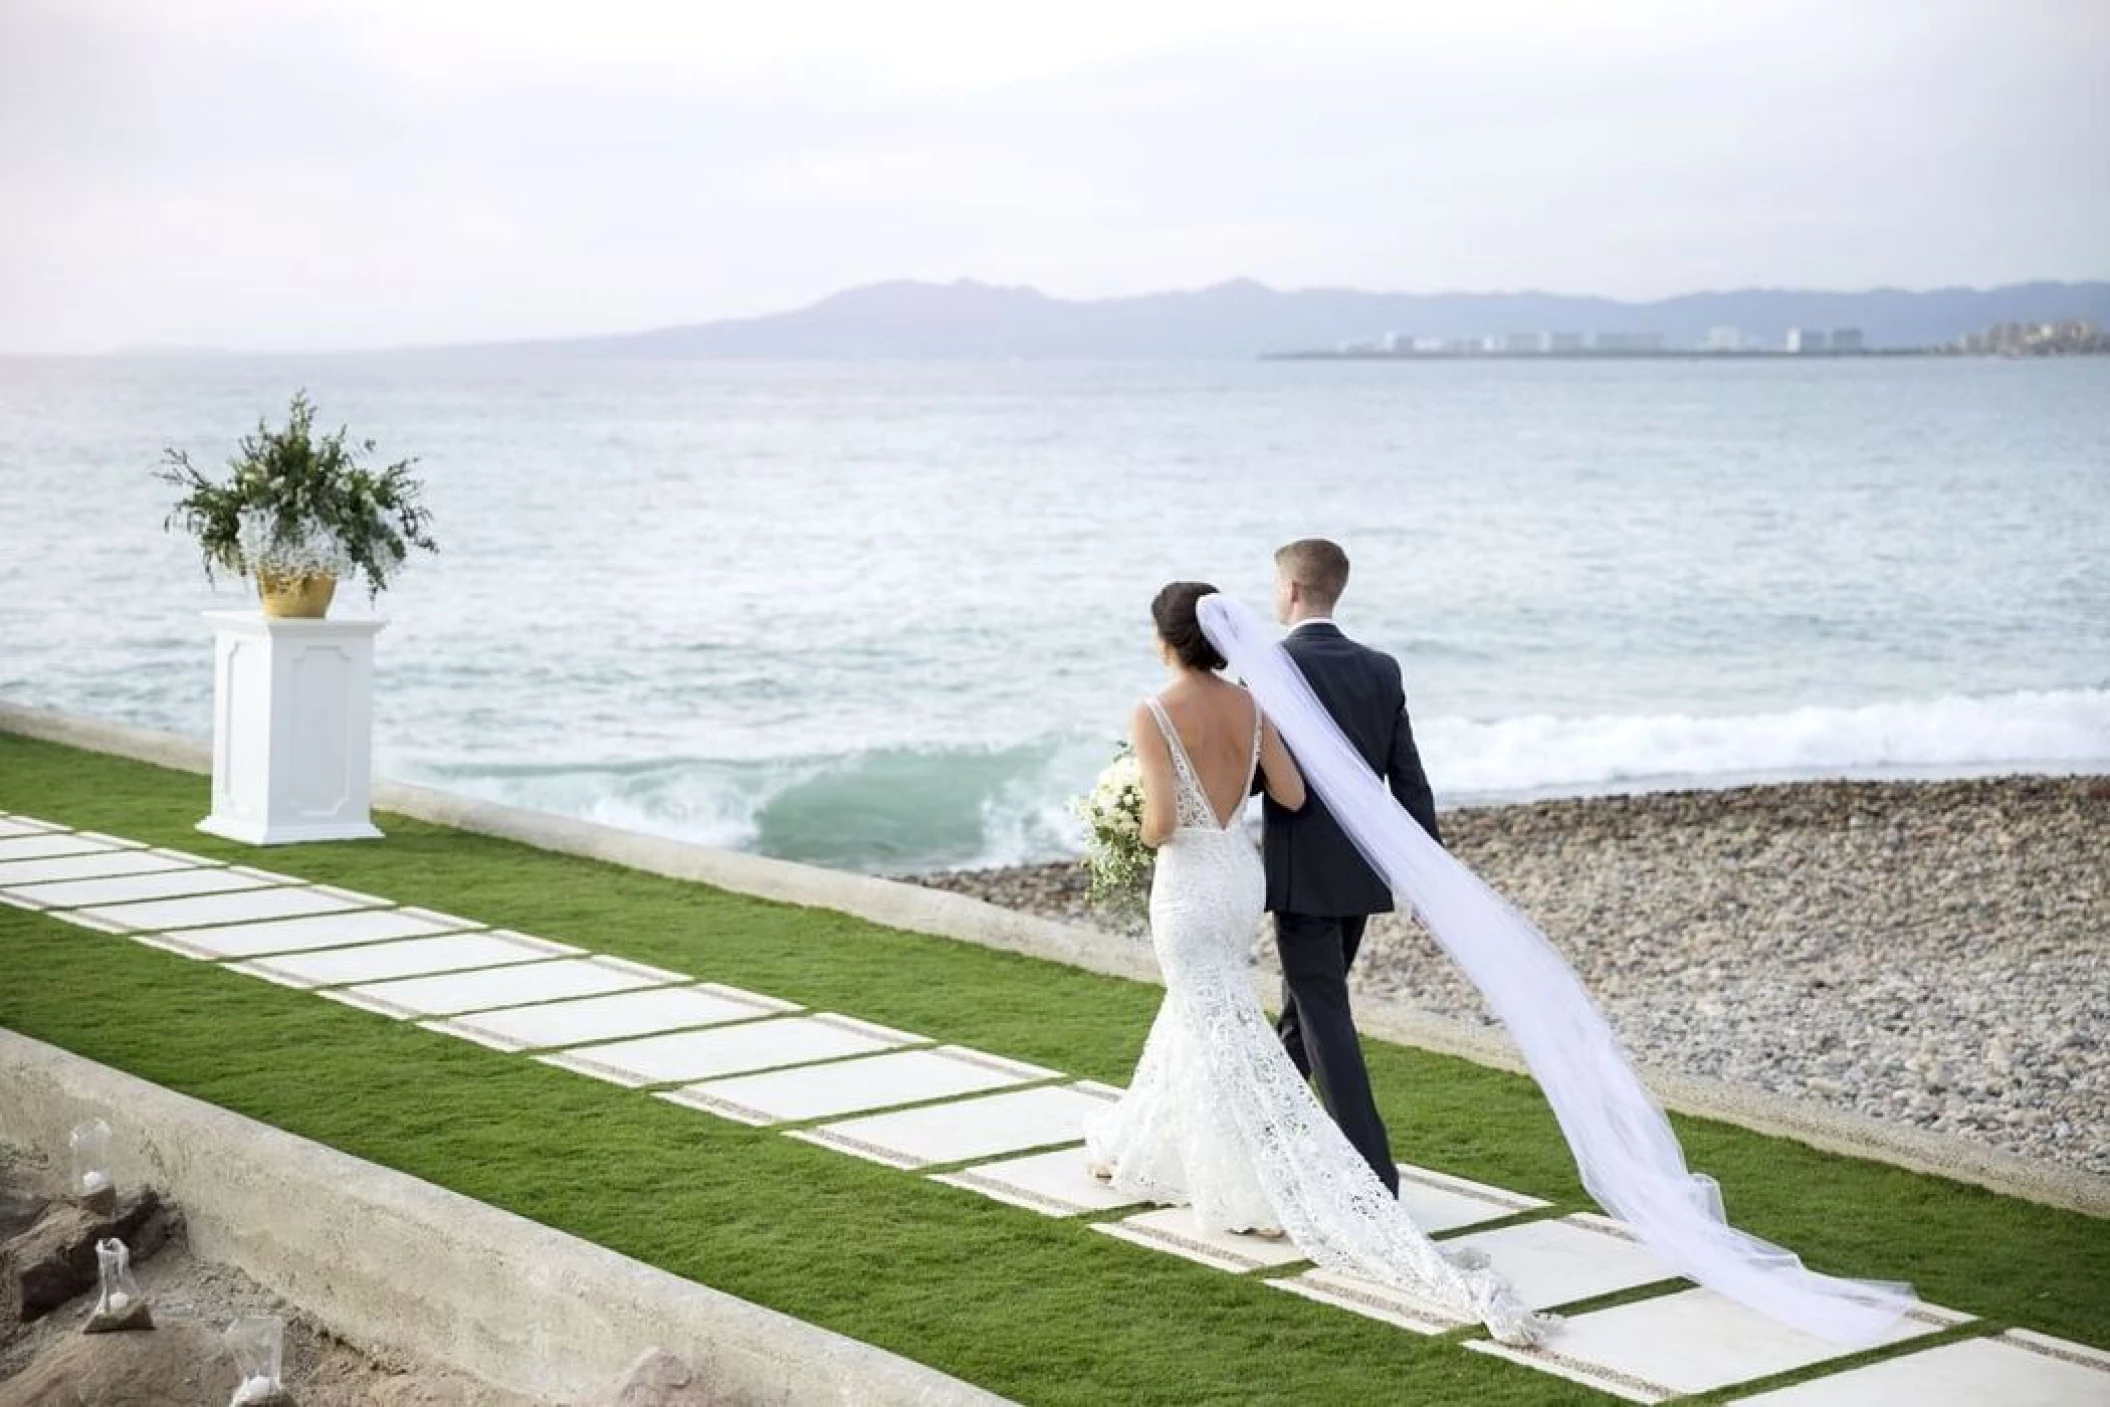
[2,0,2105,353]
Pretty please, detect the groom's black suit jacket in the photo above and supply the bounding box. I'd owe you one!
[1259,622,1443,917]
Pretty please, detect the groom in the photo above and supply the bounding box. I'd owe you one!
[1261,538,1444,1196]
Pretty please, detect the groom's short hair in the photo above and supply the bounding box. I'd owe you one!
[1276,538,1350,609]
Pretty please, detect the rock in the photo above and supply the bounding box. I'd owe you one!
[1,1189,174,1324]
[0,1184,47,1243]
[589,1348,718,1406]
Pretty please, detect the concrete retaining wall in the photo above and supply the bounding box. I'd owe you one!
[4,700,2103,1219]
[0,1031,1010,1406]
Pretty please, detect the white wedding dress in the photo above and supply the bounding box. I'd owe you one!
[1084,695,1550,1346]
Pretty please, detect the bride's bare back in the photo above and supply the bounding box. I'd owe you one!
[1135,677,1300,837]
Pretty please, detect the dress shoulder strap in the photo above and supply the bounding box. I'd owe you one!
[1141,696,1190,775]
[1245,691,1264,781]
[1142,695,1215,828]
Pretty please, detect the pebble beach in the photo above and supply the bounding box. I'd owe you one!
[913,775,2109,1176]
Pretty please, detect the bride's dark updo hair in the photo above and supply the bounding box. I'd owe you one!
[1152,581,1228,672]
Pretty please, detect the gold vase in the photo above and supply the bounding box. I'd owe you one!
[256,572,337,619]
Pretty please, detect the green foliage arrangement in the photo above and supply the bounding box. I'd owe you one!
[158,391,437,600]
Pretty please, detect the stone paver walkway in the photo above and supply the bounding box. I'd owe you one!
[3,808,2103,1405]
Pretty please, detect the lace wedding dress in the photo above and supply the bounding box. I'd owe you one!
[1083,696,1550,1347]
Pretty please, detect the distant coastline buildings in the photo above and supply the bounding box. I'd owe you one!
[1782,327,1866,353]
[1592,331,1667,353]
[1323,326,1862,358]
[1296,317,2106,361]
[1949,320,2106,356]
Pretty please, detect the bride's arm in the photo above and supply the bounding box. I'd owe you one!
[1256,716,1307,812]
[1131,704,1179,848]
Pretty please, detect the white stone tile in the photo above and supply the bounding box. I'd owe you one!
[230,930,586,990]
[423,983,798,1052]
[791,1082,1120,1170]
[932,1147,1153,1218]
[2006,1331,2110,1373]
[140,906,480,959]
[1269,1267,1472,1335]
[0,866,285,912]
[72,832,148,849]
[539,1013,921,1089]
[0,833,122,863]
[78,884,381,934]
[666,1046,1058,1125]
[143,846,235,867]
[0,850,217,888]
[1394,1164,1553,1233]
[1472,1288,1971,1403]
[1263,1173,1556,1334]
[14,907,129,933]
[1441,1214,1678,1310]
[0,816,61,837]
[1095,1206,1309,1274]
[324,955,686,1018]
[1731,1331,2110,1405]
[201,865,312,885]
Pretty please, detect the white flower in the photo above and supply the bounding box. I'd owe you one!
[1069,744,1154,916]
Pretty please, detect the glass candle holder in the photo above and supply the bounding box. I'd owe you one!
[95,1238,141,1316]
[83,1237,153,1332]
[69,1119,113,1202]
[225,1315,286,1405]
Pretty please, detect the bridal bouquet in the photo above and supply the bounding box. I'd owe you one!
[1070,745,1152,915]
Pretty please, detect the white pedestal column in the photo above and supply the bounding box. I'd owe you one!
[198,612,386,845]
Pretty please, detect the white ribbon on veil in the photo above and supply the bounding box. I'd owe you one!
[1198,593,1916,1346]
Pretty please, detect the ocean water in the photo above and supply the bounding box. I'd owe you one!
[2,355,2105,872]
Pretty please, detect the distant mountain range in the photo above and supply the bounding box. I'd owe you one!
[507,278,2110,359]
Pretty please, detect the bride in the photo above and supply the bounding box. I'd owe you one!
[1083,581,1551,1346]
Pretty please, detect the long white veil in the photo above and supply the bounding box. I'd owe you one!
[1199,593,1916,1346]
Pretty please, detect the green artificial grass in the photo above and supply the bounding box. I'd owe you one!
[2,732,2105,1405]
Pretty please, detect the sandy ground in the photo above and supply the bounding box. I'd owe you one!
[0,1144,541,1407]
